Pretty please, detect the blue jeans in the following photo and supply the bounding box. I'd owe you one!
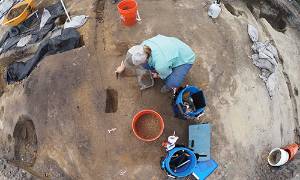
[165,64,192,88]
[143,63,193,89]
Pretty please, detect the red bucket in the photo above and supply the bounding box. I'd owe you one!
[132,110,164,142]
[117,0,138,26]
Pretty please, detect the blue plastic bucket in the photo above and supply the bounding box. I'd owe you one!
[173,86,206,119]
[161,147,197,177]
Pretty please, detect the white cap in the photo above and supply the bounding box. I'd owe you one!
[129,45,147,65]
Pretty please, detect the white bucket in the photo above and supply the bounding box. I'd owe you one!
[268,148,289,166]
[208,1,221,19]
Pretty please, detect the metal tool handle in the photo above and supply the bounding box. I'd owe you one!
[60,0,71,21]
[196,112,205,120]
[176,103,185,116]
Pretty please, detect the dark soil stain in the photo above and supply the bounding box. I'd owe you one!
[105,88,118,113]
[261,13,287,33]
[7,134,12,143]
[245,0,288,33]
[294,87,298,96]
[94,0,105,24]
[13,116,37,166]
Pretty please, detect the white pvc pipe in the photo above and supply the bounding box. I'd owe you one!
[60,0,71,22]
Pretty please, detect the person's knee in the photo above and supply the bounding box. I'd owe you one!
[165,64,192,88]
[165,80,182,89]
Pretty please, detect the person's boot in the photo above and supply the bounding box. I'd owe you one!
[161,85,172,93]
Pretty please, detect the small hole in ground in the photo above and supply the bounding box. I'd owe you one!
[79,35,85,47]
[260,12,287,33]
[105,88,118,113]
[7,134,12,143]
[56,15,67,26]
[277,18,287,32]
[263,17,287,33]
[13,116,37,166]
[294,87,298,96]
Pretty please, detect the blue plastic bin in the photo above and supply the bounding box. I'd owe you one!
[172,86,206,120]
[161,147,197,178]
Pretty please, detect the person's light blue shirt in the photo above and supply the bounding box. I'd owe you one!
[142,35,196,79]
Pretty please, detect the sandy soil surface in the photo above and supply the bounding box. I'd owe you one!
[0,0,299,179]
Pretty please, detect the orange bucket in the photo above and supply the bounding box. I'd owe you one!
[132,110,164,142]
[117,0,138,26]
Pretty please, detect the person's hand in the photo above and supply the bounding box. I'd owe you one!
[115,61,125,74]
[172,88,177,94]
[151,72,159,79]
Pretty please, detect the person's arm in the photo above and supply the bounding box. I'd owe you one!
[115,52,133,74]
[142,63,155,71]
[115,61,125,74]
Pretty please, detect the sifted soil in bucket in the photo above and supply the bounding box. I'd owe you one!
[7,4,28,20]
[269,150,281,165]
[135,114,161,140]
